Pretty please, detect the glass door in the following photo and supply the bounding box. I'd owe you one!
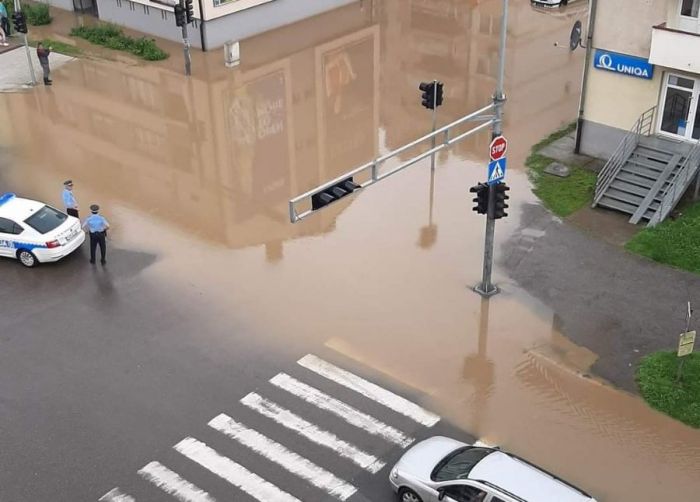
[659,74,700,141]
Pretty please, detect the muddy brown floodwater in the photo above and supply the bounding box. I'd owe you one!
[1,0,699,500]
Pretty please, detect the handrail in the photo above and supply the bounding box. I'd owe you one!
[593,106,656,206]
[648,141,700,226]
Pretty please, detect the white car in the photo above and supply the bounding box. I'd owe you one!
[390,436,597,502]
[0,192,85,267]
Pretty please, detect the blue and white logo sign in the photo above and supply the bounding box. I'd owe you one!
[594,50,654,79]
[487,158,506,185]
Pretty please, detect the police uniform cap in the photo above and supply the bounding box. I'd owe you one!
[90,204,100,213]
[63,180,73,186]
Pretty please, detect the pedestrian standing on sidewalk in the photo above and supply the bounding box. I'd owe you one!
[36,42,52,85]
[0,2,9,44]
[62,179,79,217]
[82,204,110,265]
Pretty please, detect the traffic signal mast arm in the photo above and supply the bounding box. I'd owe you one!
[289,102,497,222]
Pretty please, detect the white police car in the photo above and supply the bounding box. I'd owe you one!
[0,192,85,267]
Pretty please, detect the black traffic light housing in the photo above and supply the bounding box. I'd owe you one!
[311,177,360,210]
[185,0,195,24]
[419,81,444,110]
[492,182,510,219]
[12,11,27,34]
[470,183,489,215]
[174,4,186,27]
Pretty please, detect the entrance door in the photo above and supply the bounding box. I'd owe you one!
[73,0,98,16]
[659,74,700,141]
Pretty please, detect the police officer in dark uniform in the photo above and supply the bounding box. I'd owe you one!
[82,204,110,264]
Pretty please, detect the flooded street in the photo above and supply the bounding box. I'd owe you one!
[1,0,699,500]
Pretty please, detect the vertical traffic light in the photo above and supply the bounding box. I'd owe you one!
[311,177,360,210]
[12,12,27,34]
[419,81,436,110]
[174,4,186,27]
[470,183,489,215]
[492,183,510,219]
[185,0,194,24]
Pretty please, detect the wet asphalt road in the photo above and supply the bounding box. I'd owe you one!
[0,248,471,501]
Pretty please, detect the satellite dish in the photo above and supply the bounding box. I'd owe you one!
[569,20,583,51]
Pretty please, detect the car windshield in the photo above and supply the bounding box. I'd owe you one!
[24,205,67,234]
[431,447,493,482]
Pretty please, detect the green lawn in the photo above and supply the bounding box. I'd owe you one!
[526,123,598,218]
[30,39,82,57]
[626,201,700,274]
[637,351,700,428]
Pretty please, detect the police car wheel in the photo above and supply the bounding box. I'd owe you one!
[17,249,38,268]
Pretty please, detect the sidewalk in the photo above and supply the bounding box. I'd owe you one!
[0,43,74,92]
[504,132,700,393]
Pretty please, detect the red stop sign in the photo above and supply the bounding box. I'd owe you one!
[489,136,508,161]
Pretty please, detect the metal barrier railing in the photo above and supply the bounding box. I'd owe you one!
[289,102,496,223]
[648,141,700,227]
[593,106,656,206]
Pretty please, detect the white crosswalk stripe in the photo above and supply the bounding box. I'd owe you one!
[270,372,414,447]
[298,354,440,427]
[138,461,215,502]
[99,354,440,501]
[241,392,385,473]
[209,413,357,501]
[99,488,135,502]
[175,437,301,502]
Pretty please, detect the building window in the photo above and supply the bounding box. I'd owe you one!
[681,0,700,18]
[213,0,235,6]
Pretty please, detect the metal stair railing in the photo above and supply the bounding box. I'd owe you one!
[647,141,700,227]
[592,106,656,207]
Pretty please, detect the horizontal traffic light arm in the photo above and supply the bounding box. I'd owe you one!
[289,102,496,223]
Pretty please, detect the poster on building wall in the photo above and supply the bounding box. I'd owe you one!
[225,68,291,223]
[316,26,380,181]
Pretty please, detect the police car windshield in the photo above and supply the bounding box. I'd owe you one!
[24,206,67,234]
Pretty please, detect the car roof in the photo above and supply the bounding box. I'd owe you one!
[0,193,46,221]
[469,451,593,502]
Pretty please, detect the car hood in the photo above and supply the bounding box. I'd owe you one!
[395,436,468,480]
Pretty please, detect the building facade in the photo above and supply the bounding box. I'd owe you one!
[580,0,700,158]
[44,0,357,50]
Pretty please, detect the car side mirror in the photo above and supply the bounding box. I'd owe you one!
[437,488,446,501]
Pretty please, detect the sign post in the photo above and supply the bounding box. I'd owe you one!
[676,302,695,382]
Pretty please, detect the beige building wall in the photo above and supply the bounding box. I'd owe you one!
[585,59,663,131]
[594,0,668,58]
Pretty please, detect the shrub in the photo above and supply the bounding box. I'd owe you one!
[25,3,52,26]
[70,23,168,61]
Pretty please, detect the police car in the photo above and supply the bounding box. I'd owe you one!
[0,192,85,267]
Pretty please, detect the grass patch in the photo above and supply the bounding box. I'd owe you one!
[637,351,700,428]
[626,201,700,274]
[70,23,168,61]
[526,123,597,217]
[30,38,82,56]
[24,3,52,26]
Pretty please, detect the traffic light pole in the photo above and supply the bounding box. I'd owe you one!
[13,0,36,86]
[430,79,437,172]
[179,0,192,76]
[474,0,508,298]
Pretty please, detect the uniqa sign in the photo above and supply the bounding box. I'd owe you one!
[594,50,654,79]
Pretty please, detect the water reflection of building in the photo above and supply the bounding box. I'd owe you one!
[6,3,379,259]
[379,0,586,166]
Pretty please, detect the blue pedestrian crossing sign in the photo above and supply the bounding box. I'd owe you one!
[487,158,507,185]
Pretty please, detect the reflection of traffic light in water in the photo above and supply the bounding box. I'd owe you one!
[418,167,437,249]
[463,298,495,433]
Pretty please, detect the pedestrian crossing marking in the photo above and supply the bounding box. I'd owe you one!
[100,354,441,501]
[209,413,357,501]
[175,437,301,502]
[298,354,440,427]
[99,488,135,502]
[270,372,414,447]
[138,461,215,502]
[241,392,385,473]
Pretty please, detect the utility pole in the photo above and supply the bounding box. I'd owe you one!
[13,0,36,86]
[475,0,508,297]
